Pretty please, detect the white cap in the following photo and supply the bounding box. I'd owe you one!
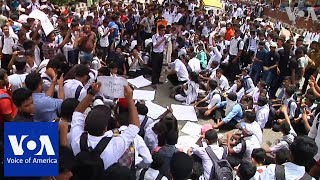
[270,42,277,48]
[18,7,26,13]
[41,0,48,2]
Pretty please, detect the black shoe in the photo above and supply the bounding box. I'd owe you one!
[152,85,157,89]
[157,81,164,84]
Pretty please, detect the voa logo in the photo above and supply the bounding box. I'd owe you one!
[8,135,55,156]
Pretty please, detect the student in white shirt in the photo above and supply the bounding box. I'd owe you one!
[97,19,110,62]
[236,160,258,180]
[188,129,227,180]
[195,80,221,118]
[136,153,168,180]
[144,120,168,152]
[239,111,263,145]
[128,48,144,78]
[63,64,90,101]
[70,85,140,171]
[207,40,222,67]
[175,72,200,105]
[215,68,230,92]
[241,68,255,94]
[226,78,245,102]
[251,148,268,177]
[136,102,154,137]
[167,52,189,86]
[8,57,28,91]
[255,96,270,129]
[248,80,267,104]
[260,136,317,180]
[0,25,17,70]
[188,53,201,73]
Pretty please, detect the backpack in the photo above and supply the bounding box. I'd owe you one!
[275,164,312,180]
[73,132,112,180]
[1,36,17,50]
[138,115,149,138]
[139,168,164,180]
[288,100,301,119]
[75,85,83,100]
[205,146,233,180]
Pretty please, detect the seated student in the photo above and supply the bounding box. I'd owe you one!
[238,111,263,145]
[136,153,168,180]
[251,148,268,176]
[174,72,200,105]
[144,120,168,152]
[274,148,291,165]
[211,92,244,129]
[225,77,245,102]
[189,129,227,180]
[115,111,152,169]
[214,68,229,92]
[194,79,221,118]
[260,136,317,180]
[11,88,34,122]
[8,56,28,91]
[63,64,90,101]
[276,76,293,101]
[109,62,118,77]
[170,152,194,180]
[188,52,201,73]
[104,163,135,180]
[59,98,79,147]
[241,67,255,94]
[167,51,189,86]
[156,131,180,179]
[226,123,261,167]
[236,160,257,180]
[199,61,219,82]
[135,102,154,138]
[25,72,64,122]
[247,80,267,104]
[292,93,317,135]
[127,48,144,78]
[264,106,297,155]
[281,85,298,121]
[70,85,140,179]
[255,96,270,129]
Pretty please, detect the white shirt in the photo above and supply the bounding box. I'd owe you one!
[233,135,261,158]
[260,162,315,180]
[248,87,260,103]
[118,126,152,167]
[216,75,230,92]
[205,90,221,109]
[248,37,258,52]
[63,79,87,101]
[226,84,245,102]
[193,144,226,180]
[140,17,154,33]
[309,113,320,161]
[251,121,263,145]
[207,46,222,66]
[8,73,27,91]
[128,56,142,72]
[144,120,160,152]
[256,104,270,129]
[98,25,109,47]
[152,34,165,53]
[139,115,154,134]
[70,112,140,169]
[136,168,168,180]
[188,57,201,73]
[229,37,244,56]
[0,35,16,54]
[174,59,189,82]
[270,128,296,154]
[41,72,52,93]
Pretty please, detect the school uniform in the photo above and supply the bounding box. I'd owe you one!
[226,84,245,102]
[144,120,160,152]
[188,57,201,73]
[215,75,230,92]
[63,79,87,101]
[40,72,53,93]
[0,35,17,70]
[151,34,165,85]
[167,59,189,86]
[270,127,296,154]
[232,135,261,158]
[228,37,244,81]
[256,104,270,129]
[175,81,199,105]
[136,168,168,180]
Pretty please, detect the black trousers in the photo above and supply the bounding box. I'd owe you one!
[227,55,241,82]
[151,52,164,85]
[1,54,11,71]
[167,73,187,86]
[302,68,317,94]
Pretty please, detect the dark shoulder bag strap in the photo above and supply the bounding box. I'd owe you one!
[75,85,83,99]
[222,146,228,159]
[275,164,286,180]
[79,132,89,152]
[299,172,312,180]
[155,172,164,180]
[205,146,219,162]
[141,115,149,130]
[41,76,51,82]
[139,168,148,180]
[240,139,247,155]
[93,136,112,155]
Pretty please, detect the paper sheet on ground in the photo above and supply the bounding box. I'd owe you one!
[97,76,128,98]
[181,122,202,137]
[29,9,54,36]
[133,90,155,101]
[176,135,199,151]
[145,101,167,119]
[171,104,198,122]
[127,75,152,88]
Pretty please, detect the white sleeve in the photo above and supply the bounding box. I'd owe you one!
[308,114,319,139]
[239,40,244,50]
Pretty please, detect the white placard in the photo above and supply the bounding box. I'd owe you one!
[97,76,128,98]
[145,101,167,119]
[171,104,198,122]
[181,121,202,137]
[133,90,155,101]
[127,75,152,88]
[29,9,54,36]
[176,135,199,150]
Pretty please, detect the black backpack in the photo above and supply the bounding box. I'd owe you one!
[73,132,112,180]
[138,115,149,138]
[205,146,233,180]
[275,164,312,180]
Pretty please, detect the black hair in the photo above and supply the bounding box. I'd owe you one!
[24,49,34,57]
[60,98,80,121]
[153,121,168,135]
[290,135,318,166]
[208,79,218,90]
[47,59,62,70]
[170,152,194,180]
[238,160,257,180]
[285,85,296,97]
[14,58,26,72]
[257,96,268,106]
[244,111,256,123]
[59,146,75,174]
[0,68,6,81]
[150,153,164,170]
[166,130,178,145]
[12,88,32,108]
[275,148,290,165]
[280,121,291,135]
[75,64,90,78]
[136,103,148,115]
[251,148,266,164]
[25,72,42,91]
[23,40,35,51]
[98,67,110,76]
[205,129,218,142]
[104,163,135,180]
[216,68,223,74]
[108,62,118,69]
[85,105,111,136]
[189,72,199,84]
[258,80,266,89]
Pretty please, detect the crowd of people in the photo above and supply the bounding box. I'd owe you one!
[0,0,320,179]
